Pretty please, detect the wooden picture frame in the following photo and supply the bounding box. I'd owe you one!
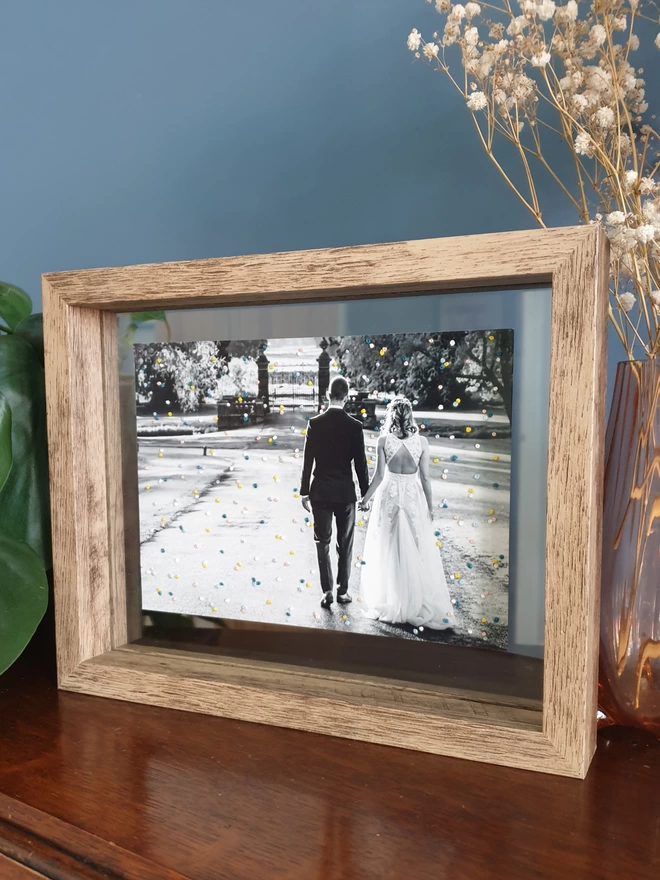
[43,226,608,778]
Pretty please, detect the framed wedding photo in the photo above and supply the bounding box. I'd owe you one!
[43,226,608,778]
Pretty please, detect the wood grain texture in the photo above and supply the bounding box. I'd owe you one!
[46,227,587,310]
[0,853,44,879]
[42,282,112,680]
[0,795,190,880]
[43,227,608,778]
[0,654,658,880]
[100,313,128,649]
[542,224,609,776]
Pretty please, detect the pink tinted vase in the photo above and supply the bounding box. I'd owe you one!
[599,359,660,736]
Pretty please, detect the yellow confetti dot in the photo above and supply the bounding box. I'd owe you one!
[214,416,218,422]
[305,582,311,588]
[208,449,215,455]
[238,397,243,403]
[342,614,348,620]
[237,482,243,489]
[211,356,217,362]
[161,516,167,523]
[433,458,439,464]
[294,492,300,498]
[268,437,273,443]
[273,475,279,481]
[158,452,164,458]
[454,573,461,579]
[488,509,494,515]
[301,428,307,436]
[193,489,199,495]
[360,408,367,415]
[358,520,364,527]
[236,562,242,567]
[444,361,450,367]
[468,488,474,494]
[174,574,179,579]
[202,561,208,568]
[269,364,274,371]
[492,559,498,565]
[493,455,500,461]
[215,498,220,503]
[212,606,218,612]
[307,380,313,386]
[482,617,487,623]
[379,348,386,356]
[436,541,442,548]
[266,599,273,605]
[275,534,282,539]
[488,335,494,340]
[289,550,295,556]
[190,385,195,390]
[167,412,172,418]
[205,527,210,533]
[465,426,472,433]
[156,358,162,364]
[455,398,461,405]
[145,485,151,490]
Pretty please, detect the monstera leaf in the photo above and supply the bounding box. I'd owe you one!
[0,391,11,494]
[0,532,48,675]
[0,334,50,566]
[0,283,50,676]
[0,281,32,331]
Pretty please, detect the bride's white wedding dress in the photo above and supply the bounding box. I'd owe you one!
[361,432,454,630]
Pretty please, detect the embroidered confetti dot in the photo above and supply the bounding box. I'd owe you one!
[465,426,472,433]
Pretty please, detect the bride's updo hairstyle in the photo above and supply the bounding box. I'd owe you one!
[384,396,418,438]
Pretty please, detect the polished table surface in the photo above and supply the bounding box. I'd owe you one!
[0,641,658,880]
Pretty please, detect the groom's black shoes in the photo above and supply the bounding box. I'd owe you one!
[337,593,352,605]
[320,591,334,609]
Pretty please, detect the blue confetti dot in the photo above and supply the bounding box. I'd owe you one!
[253,483,258,488]
[467,563,473,569]
[222,514,227,518]
[451,454,458,461]
[499,554,505,560]
[259,519,265,524]
[494,617,500,623]
[160,548,166,553]
[443,618,449,624]
[493,483,499,488]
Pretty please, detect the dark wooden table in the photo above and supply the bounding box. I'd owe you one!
[0,633,658,880]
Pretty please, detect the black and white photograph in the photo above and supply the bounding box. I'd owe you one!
[134,329,513,649]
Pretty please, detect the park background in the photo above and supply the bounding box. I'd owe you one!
[134,332,512,648]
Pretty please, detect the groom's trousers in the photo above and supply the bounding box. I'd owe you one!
[311,501,355,595]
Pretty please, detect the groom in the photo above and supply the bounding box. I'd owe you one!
[300,376,370,609]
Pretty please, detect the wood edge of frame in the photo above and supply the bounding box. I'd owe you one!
[60,648,586,777]
[541,224,608,778]
[42,278,114,682]
[43,226,595,311]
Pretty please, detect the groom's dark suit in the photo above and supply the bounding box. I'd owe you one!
[300,405,369,595]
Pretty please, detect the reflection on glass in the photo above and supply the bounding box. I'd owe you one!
[117,288,550,706]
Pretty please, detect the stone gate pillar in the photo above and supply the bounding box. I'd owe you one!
[317,338,330,412]
[257,350,270,406]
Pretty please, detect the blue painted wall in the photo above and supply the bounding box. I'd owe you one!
[2,0,659,379]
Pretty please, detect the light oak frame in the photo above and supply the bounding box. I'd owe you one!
[43,226,608,778]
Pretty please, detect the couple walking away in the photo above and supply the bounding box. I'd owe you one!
[300,376,453,630]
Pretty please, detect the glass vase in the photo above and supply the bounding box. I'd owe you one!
[599,359,660,736]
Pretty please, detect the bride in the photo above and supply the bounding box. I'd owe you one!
[359,397,454,631]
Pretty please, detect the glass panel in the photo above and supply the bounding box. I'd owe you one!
[116,287,550,707]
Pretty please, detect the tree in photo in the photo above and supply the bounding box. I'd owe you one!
[336,331,512,418]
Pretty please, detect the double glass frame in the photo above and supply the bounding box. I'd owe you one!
[43,227,608,778]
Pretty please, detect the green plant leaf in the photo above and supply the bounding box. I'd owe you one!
[0,282,32,332]
[0,531,48,675]
[14,313,44,366]
[0,335,50,566]
[0,391,11,494]
[129,311,167,324]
